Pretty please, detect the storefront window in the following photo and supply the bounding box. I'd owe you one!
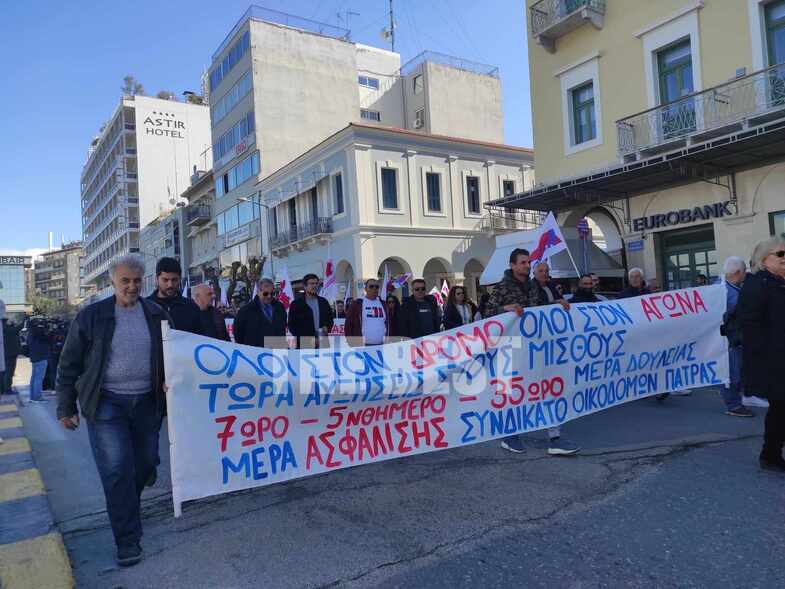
[769,210,785,237]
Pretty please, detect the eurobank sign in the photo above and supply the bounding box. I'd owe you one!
[632,202,733,232]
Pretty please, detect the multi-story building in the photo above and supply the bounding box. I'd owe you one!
[139,206,190,295]
[0,255,33,316]
[208,6,505,270]
[81,95,211,298]
[34,241,86,306]
[253,123,535,302]
[182,170,220,285]
[494,0,785,290]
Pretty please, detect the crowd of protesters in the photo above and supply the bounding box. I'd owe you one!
[0,233,781,568]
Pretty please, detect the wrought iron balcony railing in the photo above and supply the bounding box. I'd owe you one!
[271,217,333,248]
[529,0,605,51]
[617,62,785,157]
[186,204,211,226]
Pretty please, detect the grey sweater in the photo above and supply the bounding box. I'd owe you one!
[102,303,152,395]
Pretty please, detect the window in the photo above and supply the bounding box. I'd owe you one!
[425,172,441,212]
[766,1,785,66]
[211,70,253,126]
[215,152,259,198]
[209,31,250,91]
[414,108,425,129]
[657,39,695,136]
[271,208,279,237]
[571,82,596,145]
[770,210,785,237]
[503,180,516,198]
[310,188,318,220]
[224,207,239,233]
[288,200,297,230]
[413,74,423,94]
[466,176,480,214]
[334,173,344,215]
[358,75,380,90]
[213,111,255,162]
[381,168,398,209]
[238,200,253,226]
[360,109,381,122]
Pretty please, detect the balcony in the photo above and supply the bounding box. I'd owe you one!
[271,217,333,251]
[481,206,546,235]
[617,62,785,159]
[529,0,605,53]
[186,204,211,226]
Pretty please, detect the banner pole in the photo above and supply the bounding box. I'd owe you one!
[563,243,582,279]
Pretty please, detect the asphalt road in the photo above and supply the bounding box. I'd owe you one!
[17,363,782,589]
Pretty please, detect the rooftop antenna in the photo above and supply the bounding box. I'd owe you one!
[380,0,396,51]
[337,10,360,40]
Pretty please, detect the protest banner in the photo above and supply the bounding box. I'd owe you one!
[163,285,728,516]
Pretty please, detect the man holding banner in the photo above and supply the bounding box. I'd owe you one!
[486,248,579,456]
[397,278,441,339]
[234,278,287,348]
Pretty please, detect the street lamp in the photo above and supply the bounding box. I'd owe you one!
[237,191,275,279]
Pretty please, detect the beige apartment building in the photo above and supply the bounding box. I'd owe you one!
[494,0,785,289]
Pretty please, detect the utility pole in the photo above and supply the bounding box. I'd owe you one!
[389,0,395,52]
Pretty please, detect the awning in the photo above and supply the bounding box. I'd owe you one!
[480,229,624,285]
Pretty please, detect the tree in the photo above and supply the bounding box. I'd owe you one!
[156,90,176,100]
[121,75,145,96]
[30,294,62,317]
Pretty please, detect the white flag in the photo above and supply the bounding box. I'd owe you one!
[251,281,258,301]
[382,264,390,299]
[181,277,189,298]
[529,211,568,267]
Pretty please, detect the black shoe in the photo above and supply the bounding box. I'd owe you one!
[116,543,143,567]
[145,468,157,488]
[655,393,669,402]
[759,458,785,473]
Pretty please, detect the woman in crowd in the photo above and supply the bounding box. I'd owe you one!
[737,236,785,472]
[443,286,478,330]
[385,294,401,338]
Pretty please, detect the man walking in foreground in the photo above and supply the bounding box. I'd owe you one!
[485,248,579,456]
[57,254,169,567]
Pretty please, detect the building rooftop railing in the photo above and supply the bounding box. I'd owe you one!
[212,6,350,61]
[617,61,785,157]
[529,0,606,38]
[400,50,499,78]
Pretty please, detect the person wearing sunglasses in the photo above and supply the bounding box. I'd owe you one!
[738,237,785,473]
[397,278,442,339]
[443,286,478,330]
[344,278,388,346]
[234,277,287,349]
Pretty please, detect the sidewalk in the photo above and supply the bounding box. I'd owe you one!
[0,356,74,589]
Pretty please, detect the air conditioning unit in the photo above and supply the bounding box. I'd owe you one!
[413,119,424,129]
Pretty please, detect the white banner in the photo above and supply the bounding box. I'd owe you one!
[164,286,728,516]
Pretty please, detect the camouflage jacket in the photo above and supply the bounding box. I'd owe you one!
[484,269,544,317]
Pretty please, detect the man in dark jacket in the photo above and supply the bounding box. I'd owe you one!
[147,257,202,334]
[27,317,50,403]
[57,254,169,567]
[234,278,287,348]
[192,284,229,341]
[570,274,601,303]
[287,273,334,349]
[2,316,21,394]
[397,279,441,338]
[485,248,577,456]
[618,267,650,299]
[532,261,563,305]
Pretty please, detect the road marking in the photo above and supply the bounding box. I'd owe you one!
[0,532,75,589]
[0,437,31,456]
[0,469,44,503]
[0,404,17,412]
[0,417,23,430]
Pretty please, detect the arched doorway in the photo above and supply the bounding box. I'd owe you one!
[423,257,453,292]
[562,207,624,263]
[463,258,485,303]
[378,257,413,299]
[336,260,354,300]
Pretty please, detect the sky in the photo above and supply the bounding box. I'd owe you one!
[0,0,532,254]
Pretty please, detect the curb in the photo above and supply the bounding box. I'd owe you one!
[0,396,75,589]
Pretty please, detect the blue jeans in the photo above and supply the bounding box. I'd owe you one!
[29,360,47,401]
[721,346,743,411]
[87,391,162,548]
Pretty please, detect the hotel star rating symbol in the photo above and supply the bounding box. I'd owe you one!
[151,110,176,117]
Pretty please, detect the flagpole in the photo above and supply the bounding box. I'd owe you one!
[563,243,582,279]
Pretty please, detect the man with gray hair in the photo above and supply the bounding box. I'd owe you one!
[192,283,229,341]
[234,277,287,348]
[619,267,650,299]
[56,254,169,567]
[720,256,754,417]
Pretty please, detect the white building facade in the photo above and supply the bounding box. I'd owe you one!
[207,7,505,273]
[254,124,535,302]
[81,95,211,296]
